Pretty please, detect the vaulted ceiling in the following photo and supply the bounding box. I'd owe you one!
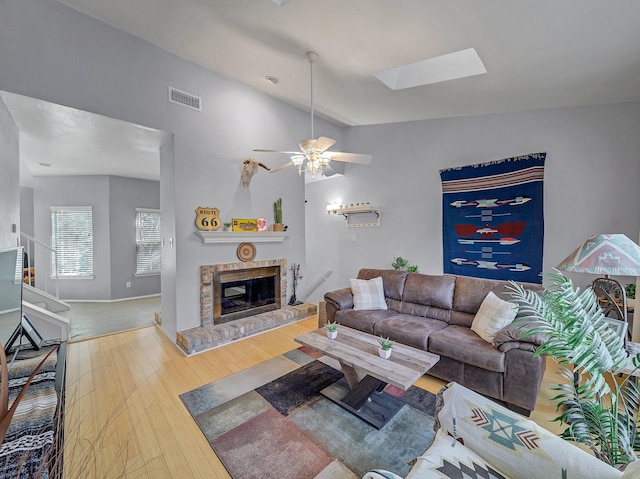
[7,1,640,181]
[58,0,640,126]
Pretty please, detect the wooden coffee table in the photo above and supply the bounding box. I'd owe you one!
[294,326,439,429]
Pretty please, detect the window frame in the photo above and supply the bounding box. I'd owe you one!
[50,206,95,279]
[135,208,161,277]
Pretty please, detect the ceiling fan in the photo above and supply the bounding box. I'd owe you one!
[253,51,372,179]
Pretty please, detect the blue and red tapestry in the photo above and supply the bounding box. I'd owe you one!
[440,153,545,284]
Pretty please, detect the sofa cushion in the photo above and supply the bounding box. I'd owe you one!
[335,309,397,334]
[429,325,505,372]
[373,315,448,351]
[406,429,504,479]
[450,275,543,328]
[471,291,518,343]
[402,274,456,311]
[350,276,388,310]
[357,268,408,302]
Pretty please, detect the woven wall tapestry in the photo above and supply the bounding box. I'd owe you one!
[440,152,545,284]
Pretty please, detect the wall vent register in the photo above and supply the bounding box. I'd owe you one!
[168,86,202,111]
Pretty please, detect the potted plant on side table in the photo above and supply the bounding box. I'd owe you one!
[378,336,394,359]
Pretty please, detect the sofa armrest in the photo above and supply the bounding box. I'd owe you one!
[493,319,547,352]
[323,288,354,324]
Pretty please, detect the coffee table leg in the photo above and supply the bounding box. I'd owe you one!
[340,363,363,389]
[341,375,386,410]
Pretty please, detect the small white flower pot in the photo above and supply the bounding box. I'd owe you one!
[378,348,392,359]
[327,330,338,340]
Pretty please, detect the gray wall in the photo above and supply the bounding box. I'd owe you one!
[109,176,161,299]
[20,187,34,238]
[33,175,111,300]
[32,175,160,301]
[3,1,639,339]
[0,98,19,249]
[305,102,640,302]
[0,0,342,336]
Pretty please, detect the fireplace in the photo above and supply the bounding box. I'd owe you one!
[200,259,287,327]
[215,266,281,323]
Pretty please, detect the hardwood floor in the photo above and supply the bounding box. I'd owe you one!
[68,296,161,341]
[63,317,562,478]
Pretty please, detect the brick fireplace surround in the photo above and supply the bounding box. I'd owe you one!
[176,259,317,355]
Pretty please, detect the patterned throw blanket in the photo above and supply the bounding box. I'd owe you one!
[0,341,60,479]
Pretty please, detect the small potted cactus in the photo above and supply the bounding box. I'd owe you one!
[378,336,394,359]
[273,198,284,231]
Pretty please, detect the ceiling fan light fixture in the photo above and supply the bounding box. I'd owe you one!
[253,51,372,182]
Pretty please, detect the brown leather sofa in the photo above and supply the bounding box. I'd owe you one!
[322,268,546,414]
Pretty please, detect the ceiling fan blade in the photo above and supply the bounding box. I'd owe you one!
[269,161,295,173]
[253,148,301,155]
[312,136,336,152]
[326,151,373,165]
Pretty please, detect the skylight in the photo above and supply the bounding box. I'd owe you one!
[374,48,487,90]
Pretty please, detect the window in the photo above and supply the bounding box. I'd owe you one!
[50,206,94,277]
[136,209,161,275]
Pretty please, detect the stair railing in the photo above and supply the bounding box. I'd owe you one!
[304,270,333,298]
[19,232,59,299]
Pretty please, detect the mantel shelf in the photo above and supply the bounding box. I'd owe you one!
[196,230,288,244]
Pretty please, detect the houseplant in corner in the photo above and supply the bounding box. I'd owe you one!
[378,336,394,359]
[324,321,338,339]
[273,198,284,231]
[508,273,640,470]
[391,256,419,273]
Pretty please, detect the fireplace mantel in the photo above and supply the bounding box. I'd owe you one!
[196,231,288,244]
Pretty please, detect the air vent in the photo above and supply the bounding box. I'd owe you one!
[168,86,202,111]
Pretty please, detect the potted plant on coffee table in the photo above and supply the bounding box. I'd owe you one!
[324,321,338,339]
[508,273,640,470]
[378,336,394,359]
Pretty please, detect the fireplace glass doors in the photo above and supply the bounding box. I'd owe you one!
[214,266,280,324]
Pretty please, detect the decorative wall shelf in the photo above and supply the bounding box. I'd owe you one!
[327,203,381,228]
[196,231,288,244]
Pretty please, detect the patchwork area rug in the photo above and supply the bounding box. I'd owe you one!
[180,347,437,479]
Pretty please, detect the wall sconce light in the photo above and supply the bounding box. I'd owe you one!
[326,203,341,214]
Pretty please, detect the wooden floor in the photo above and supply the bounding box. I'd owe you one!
[68,296,161,341]
[63,317,562,479]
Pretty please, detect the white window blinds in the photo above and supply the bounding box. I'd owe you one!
[136,209,161,275]
[50,206,94,277]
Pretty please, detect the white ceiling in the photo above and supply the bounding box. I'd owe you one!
[57,0,640,126]
[2,91,171,181]
[6,0,640,181]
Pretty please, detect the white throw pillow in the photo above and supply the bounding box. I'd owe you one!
[471,291,517,343]
[350,277,388,311]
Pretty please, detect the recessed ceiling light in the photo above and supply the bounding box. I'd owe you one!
[374,48,487,91]
[39,162,51,167]
[265,76,279,85]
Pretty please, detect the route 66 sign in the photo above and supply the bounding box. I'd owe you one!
[195,207,221,231]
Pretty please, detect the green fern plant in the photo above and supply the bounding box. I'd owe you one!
[508,273,640,469]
